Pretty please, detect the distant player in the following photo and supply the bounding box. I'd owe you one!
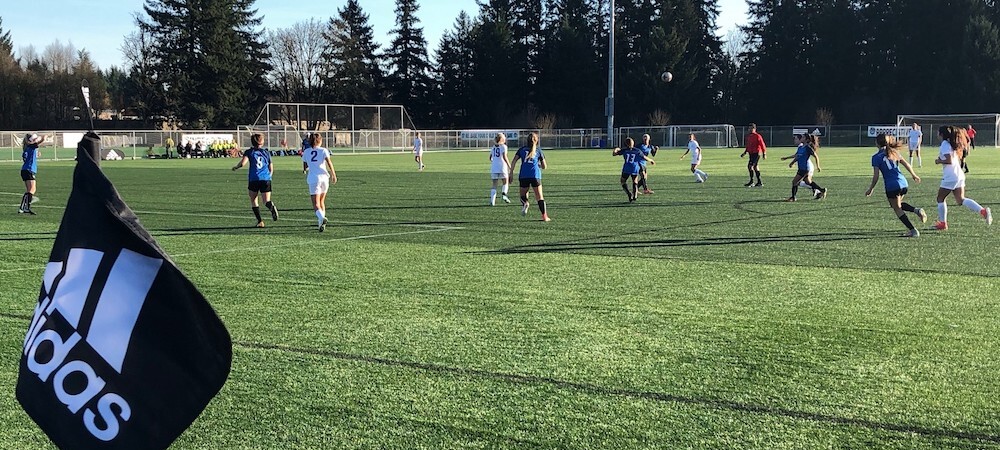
[907,123,922,167]
[933,126,991,230]
[865,134,925,237]
[18,133,42,215]
[302,133,337,232]
[509,132,550,221]
[232,133,279,228]
[963,124,975,173]
[488,133,511,206]
[679,133,708,182]
[636,134,658,194]
[613,137,655,202]
[782,134,827,201]
[740,123,766,187]
[413,132,425,171]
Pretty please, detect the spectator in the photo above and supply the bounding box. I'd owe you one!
[165,136,175,158]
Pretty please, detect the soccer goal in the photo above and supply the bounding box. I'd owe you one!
[897,113,1000,147]
[617,124,739,148]
[249,102,418,152]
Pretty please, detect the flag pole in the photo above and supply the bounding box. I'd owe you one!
[80,80,101,163]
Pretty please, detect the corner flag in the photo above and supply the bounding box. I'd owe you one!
[16,133,232,449]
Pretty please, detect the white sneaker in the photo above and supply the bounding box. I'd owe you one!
[30,196,39,204]
[916,208,928,223]
[905,228,920,238]
[521,203,529,215]
[983,207,993,225]
[502,195,510,203]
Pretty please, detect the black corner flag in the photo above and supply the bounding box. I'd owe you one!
[16,134,232,449]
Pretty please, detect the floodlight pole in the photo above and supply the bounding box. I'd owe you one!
[606,0,615,147]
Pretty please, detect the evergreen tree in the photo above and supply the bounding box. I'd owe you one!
[384,0,434,124]
[140,0,270,128]
[468,0,520,125]
[536,0,604,126]
[323,0,384,104]
[433,11,477,127]
[0,17,22,128]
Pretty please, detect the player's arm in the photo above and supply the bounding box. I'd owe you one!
[508,154,521,182]
[679,148,689,159]
[811,151,821,172]
[643,155,656,165]
[232,155,248,171]
[612,147,622,156]
[539,155,547,170]
[759,137,767,158]
[326,157,337,184]
[268,162,274,176]
[302,161,308,174]
[898,158,920,183]
[864,167,880,197]
[502,152,511,171]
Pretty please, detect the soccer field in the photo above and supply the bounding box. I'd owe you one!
[1,147,999,449]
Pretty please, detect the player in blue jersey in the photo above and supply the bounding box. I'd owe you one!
[781,134,827,201]
[509,132,550,221]
[613,137,656,202]
[865,134,925,237]
[232,133,279,228]
[18,133,42,215]
[636,134,658,194]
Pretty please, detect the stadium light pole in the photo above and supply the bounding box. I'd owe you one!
[606,0,615,147]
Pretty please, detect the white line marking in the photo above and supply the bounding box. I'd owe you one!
[170,227,464,257]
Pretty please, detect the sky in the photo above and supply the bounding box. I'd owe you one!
[2,0,748,70]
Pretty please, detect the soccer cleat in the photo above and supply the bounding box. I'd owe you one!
[541,214,551,222]
[934,221,948,230]
[643,189,654,194]
[817,188,828,200]
[786,197,796,202]
[744,181,754,187]
[695,179,704,183]
[703,173,709,180]
[256,221,265,228]
[17,208,24,214]
[983,207,993,225]
[521,203,529,216]
[916,208,928,223]
[905,228,920,238]
[319,220,327,232]
[754,182,763,187]
[502,195,510,203]
[270,207,279,221]
[30,196,39,204]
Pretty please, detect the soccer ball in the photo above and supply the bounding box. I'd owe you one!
[661,71,673,83]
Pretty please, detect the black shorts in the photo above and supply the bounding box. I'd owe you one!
[248,180,272,193]
[962,149,969,159]
[886,187,908,198]
[519,178,541,188]
[748,153,761,164]
[796,169,811,177]
[20,170,36,181]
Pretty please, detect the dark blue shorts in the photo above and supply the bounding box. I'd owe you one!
[20,170,35,181]
[248,180,272,193]
[886,187,908,198]
[519,178,541,188]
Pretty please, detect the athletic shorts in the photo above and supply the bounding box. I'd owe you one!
[940,178,966,191]
[308,176,329,195]
[621,171,638,177]
[885,187,908,198]
[248,180,272,193]
[20,170,35,181]
[962,149,969,159]
[519,178,541,188]
[690,157,701,166]
[414,149,423,156]
[491,172,508,180]
[908,144,919,152]
[796,169,811,177]
[748,153,761,164]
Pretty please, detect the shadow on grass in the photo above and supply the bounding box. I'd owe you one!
[231,340,1000,445]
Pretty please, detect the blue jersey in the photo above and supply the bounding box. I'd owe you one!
[872,150,907,191]
[795,144,813,171]
[516,146,545,179]
[620,147,646,175]
[22,145,39,173]
[243,148,272,181]
[637,144,654,167]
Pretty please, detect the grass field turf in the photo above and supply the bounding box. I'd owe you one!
[1,146,999,449]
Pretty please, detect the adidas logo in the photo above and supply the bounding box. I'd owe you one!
[22,248,162,442]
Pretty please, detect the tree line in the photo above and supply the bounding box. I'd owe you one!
[1,0,999,131]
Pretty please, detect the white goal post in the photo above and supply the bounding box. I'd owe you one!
[897,113,1000,147]
[617,124,739,148]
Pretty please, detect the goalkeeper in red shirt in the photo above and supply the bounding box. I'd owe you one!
[740,123,767,187]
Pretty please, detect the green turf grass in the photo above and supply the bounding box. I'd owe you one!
[1,146,999,449]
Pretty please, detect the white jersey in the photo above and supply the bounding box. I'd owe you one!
[688,140,701,163]
[302,146,331,181]
[413,137,423,154]
[490,144,509,174]
[939,141,964,186]
[908,129,922,149]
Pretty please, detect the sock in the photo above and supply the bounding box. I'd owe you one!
[798,180,812,190]
[748,168,754,182]
[621,183,631,196]
[962,198,984,213]
[808,181,823,191]
[898,213,915,230]
[754,170,761,182]
[937,202,948,223]
[252,206,262,223]
[917,156,922,167]
[538,200,547,215]
[520,194,528,205]
[901,202,917,213]
[265,201,275,212]
[695,169,707,179]
[490,188,497,204]
[501,184,508,195]
[20,193,29,211]
[694,173,703,182]
[791,185,799,198]
[315,209,325,225]
[639,174,647,190]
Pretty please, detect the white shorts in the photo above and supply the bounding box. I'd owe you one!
[491,172,508,180]
[308,176,330,195]
[690,157,701,166]
[940,177,966,191]
[414,149,423,156]
[909,143,919,151]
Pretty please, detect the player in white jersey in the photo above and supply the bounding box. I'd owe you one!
[933,126,991,230]
[488,133,511,206]
[907,123,923,167]
[679,133,708,182]
[301,133,338,232]
[413,132,425,171]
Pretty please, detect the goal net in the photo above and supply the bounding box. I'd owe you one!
[897,114,1000,147]
[248,102,417,152]
[617,124,738,148]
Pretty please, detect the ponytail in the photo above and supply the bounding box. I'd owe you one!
[526,132,539,160]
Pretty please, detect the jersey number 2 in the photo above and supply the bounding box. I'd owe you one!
[311,150,319,162]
